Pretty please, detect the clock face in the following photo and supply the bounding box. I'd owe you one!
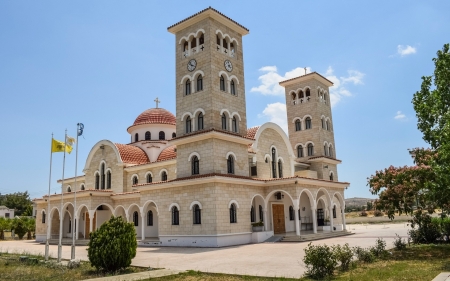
[224,60,233,72]
[187,59,197,72]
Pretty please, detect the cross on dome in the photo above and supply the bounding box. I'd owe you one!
[154,97,160,108]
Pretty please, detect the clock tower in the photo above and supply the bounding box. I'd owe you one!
[168,8,251,178]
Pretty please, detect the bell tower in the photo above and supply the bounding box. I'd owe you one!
[279,72,341,181]
[168,7,252,178]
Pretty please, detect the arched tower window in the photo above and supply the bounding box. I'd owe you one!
[147,210,153,226]
[250,206,255,223]
[161,171,168,181]
[227,155,234,174]
[171,206,179,225]
[306,88,311,99]
[197,113,204,130]
[132,176,138,185]
[95,173,99,190]
[185,79,191,95]
[216,35,220,45]
[183,41,188,52]
[297,145,304,158]
[172,132,176,138]
[230,80,236,95]
[145,131,151,140]
[193,204,201,224]
[134,133,139,142]
[295,119,301,131]
[305,117,312,129]
[324,94,328,105]
[159,131,165,140]
[307,143,314,156]
[271,148,277,178]
[326,120,330,131]
[259,205,264,222]
[192,156,199,175]
[230,42,235,55]
[222,38,228,49]
[278,160,283,178]
[321,118,325,129]
[232,116,237,133]
[146,173,152,183]
[289,206,295,221]
[106,170,111,189]
[42,211,46,223]
[101,163,105,190]
[299,90,304,99]
[197,75,203,91]
[324,145,328,156]
[185,116,192,133]
[329,146,333,158]
[229,203,237,223]
[80,184,85,191]
[330,172,334,181]
[220,75,226,91]
[191,37,196,48]
[133,211,139,226]
[199,33,204,45]
[291,93,296,100]
[221,113,227,130]
[67,186,71,192]
[333,205,337,218]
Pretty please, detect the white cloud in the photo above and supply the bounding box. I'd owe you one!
[397,45,417,56]
[394,111,406,120]
[325,67,365,107]
[251,66,311,96]
[258,102,288,133]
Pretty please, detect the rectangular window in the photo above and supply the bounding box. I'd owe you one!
[5,213,10,218]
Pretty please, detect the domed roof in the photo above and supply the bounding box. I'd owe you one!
[130,108,176,129]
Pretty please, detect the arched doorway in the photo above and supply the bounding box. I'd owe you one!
[61,203,74,239]
[49,207,60,240]
[127,204,141,239]
[94,204,113,231]
[265,190,295,234]
[76,205,89,239]
[142,201,158,241]
[299,190,314,232]
[250,194,265,227]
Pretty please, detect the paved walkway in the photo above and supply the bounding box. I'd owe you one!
[0,223,409,278]
[82,269,184,281]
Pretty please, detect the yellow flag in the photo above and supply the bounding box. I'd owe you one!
[51,138,73,154]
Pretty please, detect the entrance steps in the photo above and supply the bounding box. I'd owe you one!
[43,239,90,246]
[281,231,354,243]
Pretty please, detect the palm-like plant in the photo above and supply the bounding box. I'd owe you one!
[23,217,36,240]
[0,217,12,240]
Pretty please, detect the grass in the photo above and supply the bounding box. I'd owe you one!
[0,251,148,281]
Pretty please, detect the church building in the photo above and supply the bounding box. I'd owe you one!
[34,7,349,247]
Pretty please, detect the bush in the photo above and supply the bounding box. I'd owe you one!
[393,233,407,250]
[303,243,337,279]
[11,218,27,239]
[408,210,441,244]
[441,217,450,242]
[370,238,389,258]
[353,246,375,263]
[332,243,353,271]
[87,216,137,272]
[360,210,368,217]
[373,210,384,217]
[251,221,264,227]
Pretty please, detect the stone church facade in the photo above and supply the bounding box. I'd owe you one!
[34,7,349,247]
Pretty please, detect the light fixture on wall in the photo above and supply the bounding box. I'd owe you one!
[302,207,306,211]
[274,192,284,200]
[324,165,328,169]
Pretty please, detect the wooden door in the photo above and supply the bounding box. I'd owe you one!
[272,204,286,234]
[317,209,324,226]
[84,213,90,239]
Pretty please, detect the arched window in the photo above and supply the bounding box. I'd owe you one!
[81,184,85,191]
[192,156,199,175]
[330,172,334,181]
[299,90,304,99]
[147,210,153,226]
[197,113,204,130]
[145,131,151,140]
[324,94,327,104]
[101,163,105,190]
[271,148,277,178]
[307,143,314,156]
[333,205,337,218]
[191,37,196,48]
[259,205,264,222]
[193,204,201,224]
[321,118,325,129]
[185,79,191,95]
[186,116,192,133]
[95,173,99,190]
[232,117,237,132]
[250,206,255,223]
[220,75,226,91]
[159,131,165,140]
[171,206,179,225]
[227,155,234,174]
[230,80,236,95]
[306,88,310,98]
[216,35,220,45]
[223,38,228,49]
[229,203,237,223]
[289,206,295,221]
[197,75,203,91]
[329,146,333,158]
[68,219,72,233]
[230,42,235,54]
[106,170,111,189]
[305,117,312,129]
[278,160,283,178]
[291,93,296,100]
[42,211,46,223]
[161,171,168,181]
[67,186,71,192]
[221,113,227,130]
[146,173,152,183]
[134,133,139,142]
[183,41,188,51]
[295,119,301,131]
[172,132,176,138]
[132,176,138,185]
[133,211,139,226]
[199,34,204,45]
[326,120,330,131]
[297,145,304,158]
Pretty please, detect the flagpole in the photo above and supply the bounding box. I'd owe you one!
[45,133,53,261]
[71,124,80,260]
[58,130,67,263]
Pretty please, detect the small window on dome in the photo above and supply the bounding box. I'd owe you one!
[159,131,165,140]
[145,131,151,140]
[172,132,176,138]
[134,133,139,142]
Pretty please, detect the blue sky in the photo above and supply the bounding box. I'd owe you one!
[1,1,449,200]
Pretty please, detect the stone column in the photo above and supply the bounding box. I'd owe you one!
[196,37,199,52]
[294,206,300,236]
[342,208,347,231]
[75,216,79,240]
[329,206,334,232]
[188,40,191,56]
[312,208,317,234]
[89,210,95,233]
[263,209,268,231]
[141,210,146,240]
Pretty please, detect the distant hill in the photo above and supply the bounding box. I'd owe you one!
[345,197,375,207]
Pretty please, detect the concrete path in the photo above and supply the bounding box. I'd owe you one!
[0,223,409,278]
[82,269,184,281]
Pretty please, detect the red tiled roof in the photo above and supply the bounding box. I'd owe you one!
[129,108,176,129]
[167,7,249,32]
[157,145,177,162]
[114,143,150,164]
[246,126,260,140]
[279,72,334,85]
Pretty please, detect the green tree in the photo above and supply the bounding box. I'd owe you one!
[87,216,137,272]
[11,217,27,239]
[2,191,32,216]
[367,201,373,211]
[0,217,12,240]
[22,217,36,240]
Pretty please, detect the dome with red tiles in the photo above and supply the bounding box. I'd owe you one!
[132,108,176,127]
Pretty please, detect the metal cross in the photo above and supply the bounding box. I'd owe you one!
[304,67,307,75]
[154,97,160,108]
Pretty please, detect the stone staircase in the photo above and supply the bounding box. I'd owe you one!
[281,230,354,243]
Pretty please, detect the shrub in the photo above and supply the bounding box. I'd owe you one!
[303,243,337,279]
[11,218,27,239]
[251,221,264,227]
[370,238,389,258]
[87,216,137,272]
[441,217,450,242]
[332,243,353,271]
[360,210,368,217]
[393,233,407,250]
[353,246,375,263]
[408,210,441,244]
[373,210,384,217]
